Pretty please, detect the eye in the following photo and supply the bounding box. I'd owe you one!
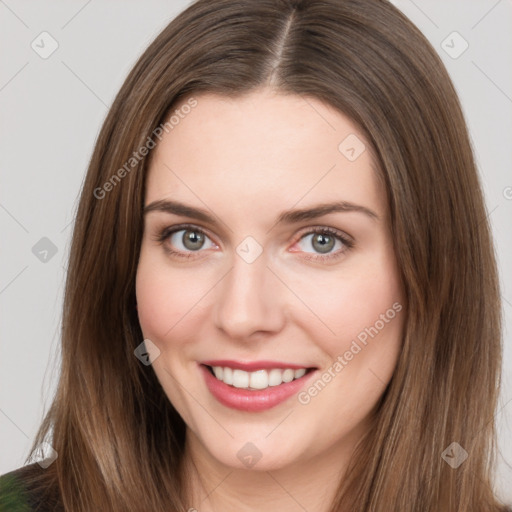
[293,227,354,261]
[153,224,354,262]
[154,224,217,259]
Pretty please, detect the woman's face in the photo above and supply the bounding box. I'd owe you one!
[136,88,405,471]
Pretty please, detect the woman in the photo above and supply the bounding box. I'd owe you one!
[1,0,509,510]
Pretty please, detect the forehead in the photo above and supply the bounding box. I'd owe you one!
[145,89,386,223]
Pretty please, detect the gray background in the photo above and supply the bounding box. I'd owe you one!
[1,0,511,503]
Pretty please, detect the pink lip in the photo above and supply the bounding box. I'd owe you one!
[199,363,317,412]
[201,359,313,371]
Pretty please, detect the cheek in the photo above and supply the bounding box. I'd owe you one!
[135,251,206,344]
[292,254,404,434]
[290,250,404,360]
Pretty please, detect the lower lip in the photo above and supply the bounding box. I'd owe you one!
[199,364,317,412]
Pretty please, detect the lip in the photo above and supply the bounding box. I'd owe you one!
[200,359,313,371]
[199,363,318,412]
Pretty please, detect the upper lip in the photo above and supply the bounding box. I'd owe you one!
[201,359,316,371]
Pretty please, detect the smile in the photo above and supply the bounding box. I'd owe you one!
[199,360,318,412]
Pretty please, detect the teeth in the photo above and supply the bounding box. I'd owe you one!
[210,366,308,390]
[282,369,295,383]
[232,369,249,388]
[295,368,306,378]
[268,368,283,387]
[223,367,233,385]
[249,369,268,390]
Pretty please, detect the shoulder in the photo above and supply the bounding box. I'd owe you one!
[0,463,60,512]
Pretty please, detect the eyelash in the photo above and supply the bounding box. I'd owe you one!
[152,223,354,262]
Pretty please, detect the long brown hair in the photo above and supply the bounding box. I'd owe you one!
[23,0,509,510]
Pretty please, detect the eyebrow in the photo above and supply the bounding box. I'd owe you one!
[143,199,379,225]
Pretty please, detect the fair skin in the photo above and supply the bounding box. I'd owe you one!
[135,88,405,512]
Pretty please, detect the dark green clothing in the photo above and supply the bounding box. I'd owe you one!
[0,463,58,511]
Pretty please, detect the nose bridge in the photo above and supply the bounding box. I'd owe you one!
[214,249,284,339]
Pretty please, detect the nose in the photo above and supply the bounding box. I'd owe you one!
[213,252,286,341]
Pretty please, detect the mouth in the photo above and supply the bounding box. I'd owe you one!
[199,361,318,412]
